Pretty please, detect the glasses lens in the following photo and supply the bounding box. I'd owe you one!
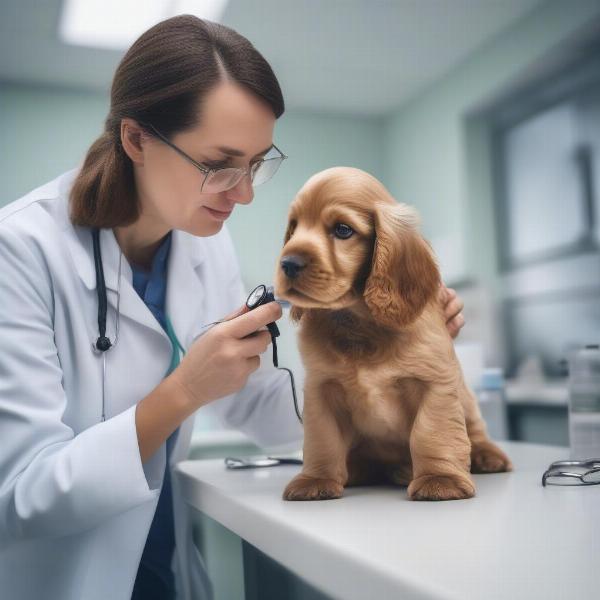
[203,168,246,193]
[201,150,285,192]
[543,470,585,485]
[582,468,600,484]
[252,157,283,187]
[545,475,582,485]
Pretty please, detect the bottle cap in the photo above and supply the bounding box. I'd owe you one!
[481,367,504,390]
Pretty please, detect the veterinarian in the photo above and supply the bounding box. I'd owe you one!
[0,15,466,600]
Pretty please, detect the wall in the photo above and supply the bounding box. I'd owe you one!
[381,0,600,286]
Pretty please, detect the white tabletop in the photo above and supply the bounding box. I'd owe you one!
[175,441,600,600]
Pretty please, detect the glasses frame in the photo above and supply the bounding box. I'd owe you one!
[542,458,600,486]
[140,122,287,192]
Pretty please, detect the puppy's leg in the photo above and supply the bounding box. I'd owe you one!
[408,380,475,501]
[461,382,513,474]
[283,379,352,501]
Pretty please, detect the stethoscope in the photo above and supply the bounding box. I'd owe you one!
[91,227,122,422]
[90,228,303,425]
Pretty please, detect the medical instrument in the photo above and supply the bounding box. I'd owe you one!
[199,284,303,426]
[91,227,123,422]
[225,455,303,469]
[542,458,600,486]
[223,285,305,471]
[244,284,303,425]
[245,284,281,363]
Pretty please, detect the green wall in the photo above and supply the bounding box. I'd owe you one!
[0,83,382,292]
[0,84,110,205]
[381,0,600,285]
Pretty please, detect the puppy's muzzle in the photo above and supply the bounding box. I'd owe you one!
[280,255,307,279]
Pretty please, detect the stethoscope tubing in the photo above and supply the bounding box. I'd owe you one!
[91,228,123,422]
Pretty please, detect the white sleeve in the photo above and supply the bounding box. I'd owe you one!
[200,227,305,449]
[0,226,159,542]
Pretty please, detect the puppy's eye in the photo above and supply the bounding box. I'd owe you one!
[334,223,354,239]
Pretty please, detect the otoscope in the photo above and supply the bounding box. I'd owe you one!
[244,285,302,424]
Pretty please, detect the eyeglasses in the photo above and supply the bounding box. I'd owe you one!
[542,459,600,486]
[141,122,287,193]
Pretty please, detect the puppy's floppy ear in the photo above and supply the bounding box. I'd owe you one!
[363,203,440,329]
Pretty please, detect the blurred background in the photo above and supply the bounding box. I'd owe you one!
[3,3,600,596]
[1,0,600,450]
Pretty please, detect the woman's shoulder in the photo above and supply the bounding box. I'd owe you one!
[0,169,81,277]
[0,168,78,241]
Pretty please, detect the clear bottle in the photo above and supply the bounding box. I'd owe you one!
[478,367,509,441]
[568,344,600,459]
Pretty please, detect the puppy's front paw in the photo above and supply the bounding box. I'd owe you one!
[283,474,344,501]
[470,441,513,473]
[408,474,475,501]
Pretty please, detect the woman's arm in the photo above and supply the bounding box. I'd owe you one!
[134,375,196,463]
[196,227,304,449]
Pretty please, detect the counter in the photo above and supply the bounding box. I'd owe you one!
[175,441,599,600]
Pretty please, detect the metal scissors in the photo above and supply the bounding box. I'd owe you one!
[542,458,600,486]
[225,455,303,469]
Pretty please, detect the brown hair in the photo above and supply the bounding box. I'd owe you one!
[69,15,285,228]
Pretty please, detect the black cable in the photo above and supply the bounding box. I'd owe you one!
[277,366,302,425]
[272,335,278,367]
[271,336,303,425]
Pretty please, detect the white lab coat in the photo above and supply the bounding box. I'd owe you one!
[0,168,304,600]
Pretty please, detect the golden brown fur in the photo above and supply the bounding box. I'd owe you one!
[274,167,512,502]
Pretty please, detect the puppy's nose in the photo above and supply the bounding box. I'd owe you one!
[280,255,307,279]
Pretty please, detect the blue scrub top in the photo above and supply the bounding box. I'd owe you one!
[129,230,180,600]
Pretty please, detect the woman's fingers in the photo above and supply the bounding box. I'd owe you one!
[447,313,465,339]
[238,330,273,357]
[439,285,462,319]
[440,284,465,339]
[445,296,464,322]
[438,282,449,302]
[221,304,250,322]
[222,302,282,339]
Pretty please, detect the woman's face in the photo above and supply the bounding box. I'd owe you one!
[133,80,277,238]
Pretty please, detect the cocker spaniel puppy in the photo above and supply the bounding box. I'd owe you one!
[274,167,512,502]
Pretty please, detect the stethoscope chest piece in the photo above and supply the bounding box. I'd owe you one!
[246,284,280,340]
[246,284,269,309]
[95,336,112,352]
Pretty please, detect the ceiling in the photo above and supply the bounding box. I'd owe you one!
[0,0,546,116]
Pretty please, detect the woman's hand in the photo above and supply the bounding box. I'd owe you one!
[170,301,282,410]
[439,283,465,339]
